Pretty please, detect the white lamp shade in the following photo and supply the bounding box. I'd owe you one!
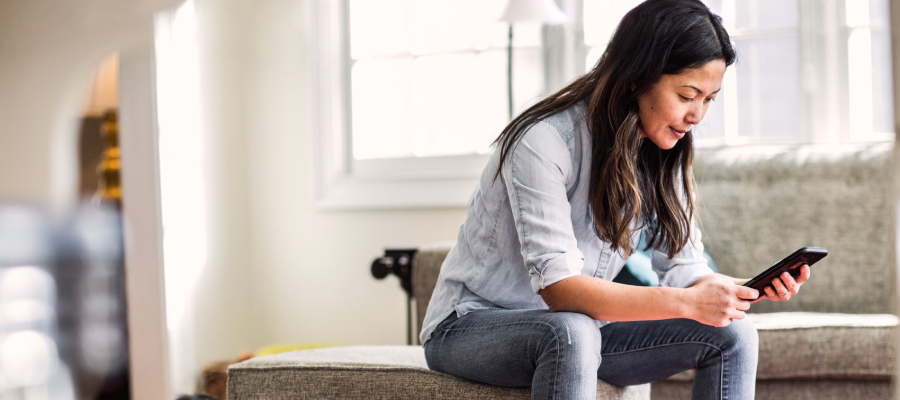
[499,0,571,24]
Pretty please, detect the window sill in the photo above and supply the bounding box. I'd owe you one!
[315,174,480,210]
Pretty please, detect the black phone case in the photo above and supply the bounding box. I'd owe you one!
[742,247,828,294]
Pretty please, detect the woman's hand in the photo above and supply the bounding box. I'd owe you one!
[683,273,759,328]
[752,264,811,303]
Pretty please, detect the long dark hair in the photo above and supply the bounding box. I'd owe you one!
[492,0,736,258]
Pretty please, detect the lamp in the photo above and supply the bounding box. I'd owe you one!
[499,0,571,120]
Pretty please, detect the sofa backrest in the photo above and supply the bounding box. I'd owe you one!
[413,243,453,344]
[412,142,896,342]
[693,142,895,315]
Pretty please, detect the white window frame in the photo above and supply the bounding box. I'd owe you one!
[307,0,493,210]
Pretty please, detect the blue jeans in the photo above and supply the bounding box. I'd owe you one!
[424,309,758,400]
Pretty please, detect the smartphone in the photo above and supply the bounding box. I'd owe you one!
[742,247,828,294]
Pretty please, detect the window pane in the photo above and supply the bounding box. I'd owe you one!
[734,35,800,138]
[850,27,894,137]
[410,54,481,157]
[872,29,894,134]
[410,0,541,55]
[410,52,509,156]
[349,0,545,161]
[350,0,536,58]
[848,29,874,136]
[585,45,603,72]
[404,50,542,158]
[845,0,870,27]
[871,0,890,28]
[409,0,476,55]
[694,87,727,141]
[583,0,642,47]
[352,51,542,160]
[351,59,415,159]
[703,0,723,15]
[735,0,798,31]
[511,47,544,117]
[474,0,542,50]
[471,51,511,154]
[349,0,409,59]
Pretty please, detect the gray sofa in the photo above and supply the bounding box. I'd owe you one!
[229,143,897,399]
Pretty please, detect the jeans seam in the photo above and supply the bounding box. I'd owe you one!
[442,320,558,334]
[551,324,560,400]
[720,350,725,400]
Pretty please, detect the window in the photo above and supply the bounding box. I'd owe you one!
[846,0,893,138]
[308,0,561,209]
[310,0,894,209]
[582,0,894,145]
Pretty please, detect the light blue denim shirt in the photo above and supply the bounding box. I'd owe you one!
[419,100,715,345]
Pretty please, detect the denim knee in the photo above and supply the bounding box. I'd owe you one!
[720,317,759,356]
[540,312,603,366]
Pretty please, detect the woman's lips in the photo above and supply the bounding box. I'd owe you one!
[669,127,686,139]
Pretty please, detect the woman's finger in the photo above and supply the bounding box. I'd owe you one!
[764,286,779,301]
[796,264,811,284]
[772,278,791,300]
[781,271,798,294]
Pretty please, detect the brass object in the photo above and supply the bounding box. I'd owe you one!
[94,109,121,207]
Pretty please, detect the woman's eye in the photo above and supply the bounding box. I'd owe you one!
[705,98,715,103]
[679,95,693,102]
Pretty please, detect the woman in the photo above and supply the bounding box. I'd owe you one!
[420,0,811,399]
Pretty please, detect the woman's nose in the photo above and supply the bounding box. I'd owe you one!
[685,104,704,125]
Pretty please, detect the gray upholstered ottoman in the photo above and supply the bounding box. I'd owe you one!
[227,345,651,399]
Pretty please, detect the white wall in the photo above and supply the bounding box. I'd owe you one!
[240,0,468,348]
[187,0,258,375]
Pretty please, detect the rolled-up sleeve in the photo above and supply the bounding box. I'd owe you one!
[501,121,583,294]
[650,217,715,288]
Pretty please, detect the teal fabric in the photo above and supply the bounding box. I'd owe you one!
[614,233,718,286]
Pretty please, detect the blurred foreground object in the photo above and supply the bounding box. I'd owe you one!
[94,109,122,208]
[0,203,129,399]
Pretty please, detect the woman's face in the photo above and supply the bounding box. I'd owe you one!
[636,60,726,150]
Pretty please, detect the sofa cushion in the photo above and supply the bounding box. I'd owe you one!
[664,312,899,382]
[228,345,651,400]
